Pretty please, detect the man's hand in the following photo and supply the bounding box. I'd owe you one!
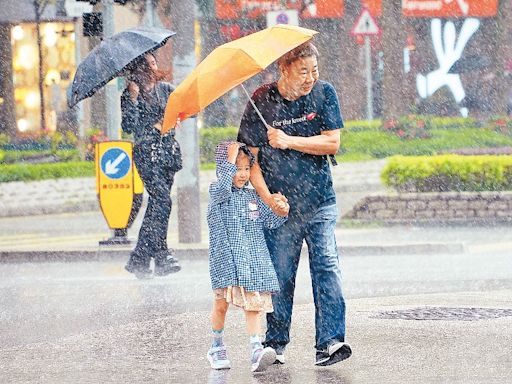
[268,126,292,150]
[269,192,289,217]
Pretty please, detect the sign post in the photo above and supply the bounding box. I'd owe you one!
[351,8,380,121]
[95,141,143,245]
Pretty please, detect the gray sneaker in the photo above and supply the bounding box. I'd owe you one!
[207,346,231,370]
[251,346,276,373]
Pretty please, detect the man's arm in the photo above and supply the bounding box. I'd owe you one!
[248,147,272,205]
[267,127,340,155]
[248,147,288,217]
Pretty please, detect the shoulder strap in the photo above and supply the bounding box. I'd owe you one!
[313,82,338,167]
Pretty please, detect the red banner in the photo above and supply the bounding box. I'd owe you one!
[402,0,498,18]
[215,0,344,20]
[362,0,382,17]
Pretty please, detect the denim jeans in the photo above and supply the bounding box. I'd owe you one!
[130,146,175,269]
[264,204,346,351]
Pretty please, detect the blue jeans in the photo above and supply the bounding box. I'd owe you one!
[264,204,346,351]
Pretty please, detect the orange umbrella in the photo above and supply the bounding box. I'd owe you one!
[161,24,318,133]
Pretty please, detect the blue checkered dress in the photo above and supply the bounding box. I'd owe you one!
[207,161,286,292]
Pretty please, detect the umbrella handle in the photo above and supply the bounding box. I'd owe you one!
[241,84,269,130]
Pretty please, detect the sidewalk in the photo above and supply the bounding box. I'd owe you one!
[3,207,512,262]
[0,160,387,218]
[3,159,512,262]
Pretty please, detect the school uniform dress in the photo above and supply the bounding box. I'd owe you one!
[207,160,286,312]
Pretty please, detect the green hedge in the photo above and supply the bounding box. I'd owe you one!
[382,155,512,192]
[0,162,95,183]
[0,149,79,164]
[340,128,512,158]
[200,126,238,163]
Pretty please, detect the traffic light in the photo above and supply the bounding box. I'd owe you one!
[83,12,103,37]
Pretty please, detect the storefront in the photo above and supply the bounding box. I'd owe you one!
[11,21,76,134]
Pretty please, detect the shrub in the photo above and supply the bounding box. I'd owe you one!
[382,155,512,192]
[381,115,433,140]
[344,120,381,132]
[0,161,95,183]
[0,149,79,164]
[486,116,512,136]
[85,128,108,161]
[430,116,479,130]
[200,126,238,163]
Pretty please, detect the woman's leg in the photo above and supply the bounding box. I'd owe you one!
[126,152,154,275]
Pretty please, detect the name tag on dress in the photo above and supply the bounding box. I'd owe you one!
[248,201,259,220]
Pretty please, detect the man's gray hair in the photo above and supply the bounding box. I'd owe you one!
[277,42,319,69]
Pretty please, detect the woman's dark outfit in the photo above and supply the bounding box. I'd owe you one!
[121,82,183,278]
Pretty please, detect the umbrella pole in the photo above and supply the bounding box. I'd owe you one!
[240,84,269,129]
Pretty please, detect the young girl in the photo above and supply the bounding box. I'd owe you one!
[206,141,289,373]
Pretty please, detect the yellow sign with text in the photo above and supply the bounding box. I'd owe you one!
[96,141,142,229]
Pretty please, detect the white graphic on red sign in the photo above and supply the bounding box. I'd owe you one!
[351,8,380,36]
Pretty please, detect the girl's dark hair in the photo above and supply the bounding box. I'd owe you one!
[277,41,319,69]
[239,145,255,166]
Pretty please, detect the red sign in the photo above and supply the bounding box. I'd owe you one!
[215,0,344,20]
[402,0,498,18]
[351,8,380,36]
[362,0,382,17]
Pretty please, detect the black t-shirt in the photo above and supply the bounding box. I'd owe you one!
[237,80,343,219]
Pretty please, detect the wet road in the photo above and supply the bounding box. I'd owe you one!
[1,249,511,383]
[1,249,512,346]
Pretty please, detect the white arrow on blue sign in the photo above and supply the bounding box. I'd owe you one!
[100,148,131,179]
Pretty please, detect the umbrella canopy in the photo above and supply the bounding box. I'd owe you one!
[68,26,176,108]
[161,24,318,133]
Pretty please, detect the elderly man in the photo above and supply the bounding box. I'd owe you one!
[237,41,352,366]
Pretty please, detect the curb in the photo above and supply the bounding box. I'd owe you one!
[0,242,465,263]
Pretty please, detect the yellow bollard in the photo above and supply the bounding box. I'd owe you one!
[95,141,143,245]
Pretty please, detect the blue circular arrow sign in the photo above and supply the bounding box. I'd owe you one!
[100,148,131,180]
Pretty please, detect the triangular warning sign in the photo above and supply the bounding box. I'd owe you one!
[351,8,380,36]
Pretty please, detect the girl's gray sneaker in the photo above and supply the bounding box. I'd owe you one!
[251,346,276,372]
[207,346,231,370]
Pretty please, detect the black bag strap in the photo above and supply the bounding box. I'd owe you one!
[310,83,338,167]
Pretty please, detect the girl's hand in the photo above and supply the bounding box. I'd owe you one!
[226,142,241,164]
[270,192,289,217]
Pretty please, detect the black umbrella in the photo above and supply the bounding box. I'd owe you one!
[68,26,176,108]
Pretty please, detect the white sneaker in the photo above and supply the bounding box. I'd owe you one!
[207,346,231,370]
[251,346,276,373]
